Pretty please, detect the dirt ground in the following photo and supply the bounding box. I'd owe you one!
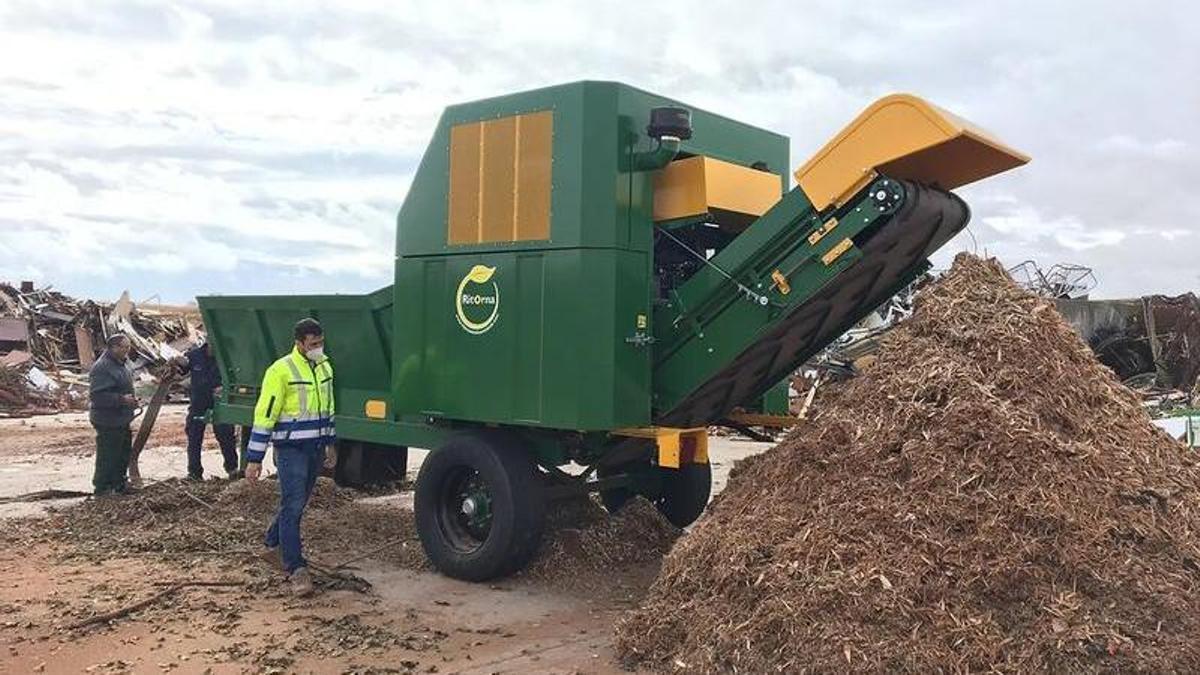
[0,407,771,674]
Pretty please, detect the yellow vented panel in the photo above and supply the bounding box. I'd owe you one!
[653,156,782,223]
[480,115,517,243]
[448,110,553,245]
[515,111,552,241]
[448,122,483,245]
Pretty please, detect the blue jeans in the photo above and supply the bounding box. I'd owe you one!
[264,441,322,573]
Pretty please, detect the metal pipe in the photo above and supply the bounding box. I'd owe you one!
[632,135,681,171]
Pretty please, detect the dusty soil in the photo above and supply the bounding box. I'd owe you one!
[0,411,770,673]
[0,542,641,674]
[0,405,194,460]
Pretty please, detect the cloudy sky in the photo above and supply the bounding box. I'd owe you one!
[0,0,1196,303]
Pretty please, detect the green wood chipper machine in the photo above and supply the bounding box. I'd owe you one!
[199,81,1028,580]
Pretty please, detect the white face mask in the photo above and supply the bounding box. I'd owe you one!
[305,346,324,361]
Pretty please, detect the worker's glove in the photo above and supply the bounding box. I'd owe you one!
[245,462,262,482]
[323,446,337,470]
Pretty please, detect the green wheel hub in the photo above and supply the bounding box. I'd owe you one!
[438,467,494,553]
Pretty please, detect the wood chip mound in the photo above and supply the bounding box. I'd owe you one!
[20,476,407,565]
[8,475,678,587]
[615,254,1200,673]
[523,496,681,581]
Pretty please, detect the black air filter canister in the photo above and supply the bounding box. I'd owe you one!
[647,107,693,140]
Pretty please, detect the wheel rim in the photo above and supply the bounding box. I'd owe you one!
[436,466,493,554]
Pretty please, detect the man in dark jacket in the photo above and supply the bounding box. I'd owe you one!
[89,334,137,495]
[178,342,238,480]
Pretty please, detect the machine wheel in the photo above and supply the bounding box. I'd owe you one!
[597,465,634,514]
[599,462,712,528]
[658,462,712,528]
[335,441,408,488]
[415,434,545,581]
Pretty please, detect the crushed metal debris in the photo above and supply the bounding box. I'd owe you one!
[1057,291,1200,411]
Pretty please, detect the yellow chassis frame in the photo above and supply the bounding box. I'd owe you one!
[611,426,709,469]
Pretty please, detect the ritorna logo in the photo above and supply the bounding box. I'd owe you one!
[455,265,500,335]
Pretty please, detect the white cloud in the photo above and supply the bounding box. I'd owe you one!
[1096,134,1188,160]
[981,203,1126,252]
[0,0,1197,301]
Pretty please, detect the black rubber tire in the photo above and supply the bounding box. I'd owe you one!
[335,442,408,488]
[597,465,634,514]
[598,462,712,528]
[659,462,712,528]
[415,434,545,581]
[334,441,365,485]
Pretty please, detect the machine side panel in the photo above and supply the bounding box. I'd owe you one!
[199,289,394,430]
[393,249,650,431]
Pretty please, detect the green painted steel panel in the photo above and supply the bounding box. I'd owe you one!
[396,82,785,258]
[759,380,790,416]
[513,254,546,423]
[390,81,788,432]
[393,248,652,430]
[198,288,394,428]
[197,81,976,466]
[649,183,885,413]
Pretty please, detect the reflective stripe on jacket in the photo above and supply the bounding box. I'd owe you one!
[246,347,335,462]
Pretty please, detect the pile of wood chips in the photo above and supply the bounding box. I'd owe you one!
[10,477,415,572]
[6,476,678,590]
[522,496,680,584]
[616,254,1200,672]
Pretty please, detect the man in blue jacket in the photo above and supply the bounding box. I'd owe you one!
[177,342,238,480]
[89,334,137,495]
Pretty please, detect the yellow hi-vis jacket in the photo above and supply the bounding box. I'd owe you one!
[246,346,335,463]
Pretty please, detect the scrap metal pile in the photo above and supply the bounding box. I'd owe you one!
[1055,292,1200,415]
[0,282,201,417]
[1008,259,1098,299]
[616,254,1200,672]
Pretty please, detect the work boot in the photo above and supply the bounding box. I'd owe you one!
[226,469,243,480]
[259,547,283,571]
[185,473,203,482]
[289,567,315,597]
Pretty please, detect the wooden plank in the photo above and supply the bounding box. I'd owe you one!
[127,371,176,487]
[75,324,95,369]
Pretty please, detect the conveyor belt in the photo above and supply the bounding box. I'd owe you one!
[658,180,969,428]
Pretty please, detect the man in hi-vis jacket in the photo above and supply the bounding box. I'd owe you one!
[245,318,336,597]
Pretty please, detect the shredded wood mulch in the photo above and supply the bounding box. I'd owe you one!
[1,477,423,573]
[522,495,680,585]
[616,254,1200,673]
[2,475,678,593]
